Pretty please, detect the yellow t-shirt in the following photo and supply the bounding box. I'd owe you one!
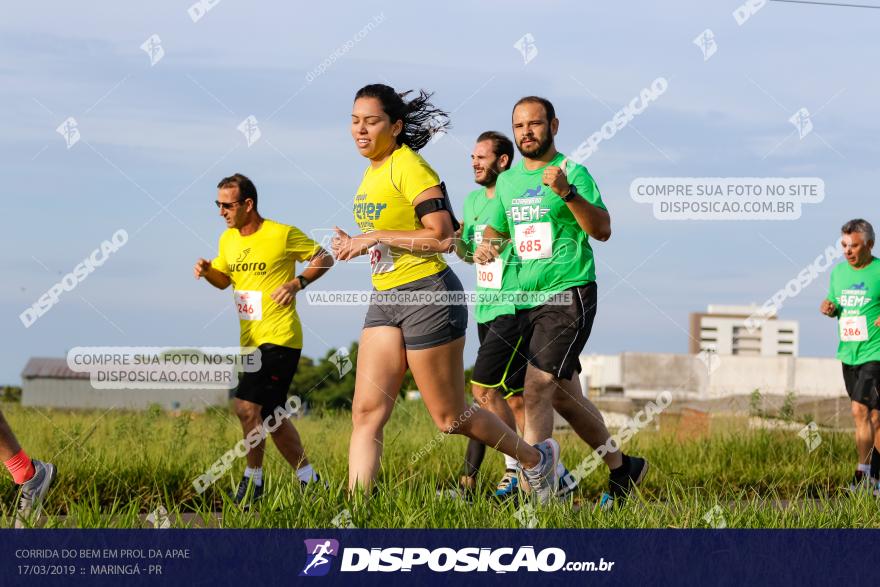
[353,144,448,290]
[211,219,321,349]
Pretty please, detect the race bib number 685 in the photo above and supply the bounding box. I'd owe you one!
[514,222,553,260]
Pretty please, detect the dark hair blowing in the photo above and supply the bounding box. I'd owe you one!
[512,96,556,123]
[217,173,258,208]
[476,131,514,171]
[354,84,450,152]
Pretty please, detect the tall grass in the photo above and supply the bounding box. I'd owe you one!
[1,403,876,528]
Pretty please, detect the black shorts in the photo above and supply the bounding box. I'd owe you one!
[235,343,301,419]
[471,314,527,398]
[518,282,596,380]
[842,361,880,409]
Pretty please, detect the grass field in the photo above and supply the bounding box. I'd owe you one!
[2,401,878,529]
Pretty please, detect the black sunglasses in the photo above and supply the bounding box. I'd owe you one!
[215,199,245,210]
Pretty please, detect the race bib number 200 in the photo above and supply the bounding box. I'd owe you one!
[840,315,869,342]
[234,290,262,321]
[514,222,552,260]
[476,258,502,289]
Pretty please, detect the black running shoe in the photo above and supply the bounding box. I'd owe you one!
[608,455,649,502]
[229,477,263,506]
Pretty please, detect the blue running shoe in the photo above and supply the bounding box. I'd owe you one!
[556,467,578,500]
[494,469,519,500]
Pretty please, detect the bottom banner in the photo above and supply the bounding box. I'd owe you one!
[0,529,867,585]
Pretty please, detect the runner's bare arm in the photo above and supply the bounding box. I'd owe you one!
[300,248,334,283]
[473,225,509,265]
[544,159,611,242]
[452,227,473,264]
[565,196,611,242]
[270,248,334,306]
[820,299,838,317]
[370,186,455,253]
[332,186,456,259]
[194,258,231,289]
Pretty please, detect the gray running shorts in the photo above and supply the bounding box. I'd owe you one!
[363,268,468,350]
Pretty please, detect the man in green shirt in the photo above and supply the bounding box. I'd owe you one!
[821,218,880,491]
[454,131,578,500]
[474,97,647,504]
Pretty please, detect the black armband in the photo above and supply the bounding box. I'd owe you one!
[414,182,461,231]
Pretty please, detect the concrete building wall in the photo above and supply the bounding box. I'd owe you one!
[792,357,846,397]
[621,352,707,394]
[580,352,846,399]
[706,355,792,398]
[22,378,229,411]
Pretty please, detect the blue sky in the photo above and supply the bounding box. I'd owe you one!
[2,0,878,384]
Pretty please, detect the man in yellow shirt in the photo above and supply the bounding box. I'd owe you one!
[195,173,332,505]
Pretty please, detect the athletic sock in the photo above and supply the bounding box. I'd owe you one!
[504,454,519,471]
[464,439,486,479]
[297,464,317,484]
[871,450,880,479]
[610,454,631,477]
[525,450,546,474]
[857,463,871,475]
[243,466,263,486]
[4,449,35,485]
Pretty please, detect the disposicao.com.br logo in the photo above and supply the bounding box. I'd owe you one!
[300,539,340,577]
[300,540,614,575]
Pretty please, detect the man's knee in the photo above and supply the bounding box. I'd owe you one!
[235,399,261,422]
[433,410,471,435]
[471,384,494,407]
[524,367,554,399]
[852,401,871,421]
[507,393,524,412]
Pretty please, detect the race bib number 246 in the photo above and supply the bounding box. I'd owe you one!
[234,290,262,321]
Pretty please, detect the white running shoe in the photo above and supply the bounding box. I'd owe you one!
[520,439,559,505]
[15,460,56,529]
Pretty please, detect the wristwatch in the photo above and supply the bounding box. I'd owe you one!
[561,185,579,203]
[296,275,310,289]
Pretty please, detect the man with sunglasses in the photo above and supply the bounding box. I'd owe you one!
[195,173,333,505]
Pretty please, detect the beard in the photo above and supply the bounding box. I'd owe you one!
[475,167,500,187]
[516,131,553,159]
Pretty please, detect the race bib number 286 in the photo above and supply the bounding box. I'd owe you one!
[840,315,869,342]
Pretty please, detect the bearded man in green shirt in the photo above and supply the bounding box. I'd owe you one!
[454,131,578,501]
[474,97,648,505]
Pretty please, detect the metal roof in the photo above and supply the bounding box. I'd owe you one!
[21,357,89,380]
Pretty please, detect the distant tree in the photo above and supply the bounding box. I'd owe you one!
[290,342,475,412]
[1,386,21,402]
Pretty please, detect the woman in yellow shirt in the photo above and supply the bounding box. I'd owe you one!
[333,84,557,498]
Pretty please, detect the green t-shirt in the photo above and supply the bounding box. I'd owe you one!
[461,187,520,324]
[485,152,607,308]
[827,257,880,365]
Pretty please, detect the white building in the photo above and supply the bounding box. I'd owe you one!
[21,358,229,411]
[578,352,844,400]
[689,304,798,357]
